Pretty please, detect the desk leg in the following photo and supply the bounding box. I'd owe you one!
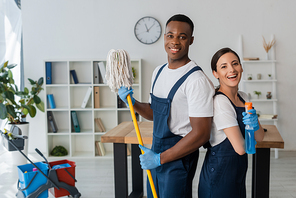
[114,143,128,198]
[252,148,270,198]
[129,144,143,198]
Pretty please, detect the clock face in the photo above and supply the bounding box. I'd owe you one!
[134,16,162,45]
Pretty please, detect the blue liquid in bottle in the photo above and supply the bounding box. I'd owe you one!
[245,126,256,154]
[245,102,256,154]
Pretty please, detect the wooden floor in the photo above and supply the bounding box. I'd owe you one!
[0,149,296,198]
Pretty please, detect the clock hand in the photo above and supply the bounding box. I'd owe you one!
[145,24,149,32]
[137,31,149,35]
[148,22,156,32]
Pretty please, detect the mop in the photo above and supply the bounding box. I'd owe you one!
[106,49,158,198]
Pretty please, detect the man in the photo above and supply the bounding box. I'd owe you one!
[119,14,214,198]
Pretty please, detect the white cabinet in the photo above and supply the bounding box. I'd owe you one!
[44,59,142,158]
[239,35,279,158]
[239,35,277,125]
[241,60,278,122]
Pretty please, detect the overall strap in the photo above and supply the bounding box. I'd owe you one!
[167,66,202,100]
[152,63,167,93]
[215,91,246,107]
[237,93,246,104]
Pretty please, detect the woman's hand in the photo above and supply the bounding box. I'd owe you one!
[242,109,259,131]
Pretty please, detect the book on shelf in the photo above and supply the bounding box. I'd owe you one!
[81,86,92,108]
[95,118,105,132]
[45,62,52,84]
[95,141,106,156]
[98,62,107,84]
[99,141,106,156]
[94,87,100,108]
[71,111,81,132]
[127,145,131,156]
[243,57,260,61]
[95,141,102,156]
[259,114,278,119]
[70,70,79,84]
[47,94,56,109]
[94,63,99,84]
[117,95,127,108]
[47,111,58,133]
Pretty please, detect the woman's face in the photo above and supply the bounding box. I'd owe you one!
[213,52,243,89]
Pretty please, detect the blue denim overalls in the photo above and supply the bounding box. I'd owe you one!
[147,64,201,198]
[198,92,248,198]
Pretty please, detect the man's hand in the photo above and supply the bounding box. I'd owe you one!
[118,86,135,107]
[139,145,161,170]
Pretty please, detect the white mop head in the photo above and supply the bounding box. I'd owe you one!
[106,49,134,93]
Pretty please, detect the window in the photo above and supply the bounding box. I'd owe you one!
[0,0,22,129]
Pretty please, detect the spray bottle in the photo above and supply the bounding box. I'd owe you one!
[245,102,256,154]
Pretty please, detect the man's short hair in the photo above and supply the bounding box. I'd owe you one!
[166,14,194,34]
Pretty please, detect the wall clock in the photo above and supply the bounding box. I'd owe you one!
[134,16,162,45]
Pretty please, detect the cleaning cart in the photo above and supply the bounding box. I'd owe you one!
[1,129,81,198]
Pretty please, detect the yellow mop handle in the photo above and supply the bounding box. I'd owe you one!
[127,94,158,198]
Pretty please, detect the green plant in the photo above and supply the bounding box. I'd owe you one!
[51,145,68,156]
[132,67,136,78]
[0,61,44,124]
[247,74,252,80]
[254,91,261,99]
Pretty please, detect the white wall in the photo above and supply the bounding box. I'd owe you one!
[22,0,296,152]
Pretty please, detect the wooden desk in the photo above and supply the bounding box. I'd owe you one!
[101,122,284,198]
[101,122,153,198]
[253,125,284,198]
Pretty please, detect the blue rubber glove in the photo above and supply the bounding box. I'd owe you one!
[242,109,260,131]
[118,86,135,107]
[139,145,161,170]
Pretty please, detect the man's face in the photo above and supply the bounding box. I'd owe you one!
[164,21,193,62]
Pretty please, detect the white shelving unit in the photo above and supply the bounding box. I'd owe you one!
[239,35,279,158]
[44,59,142,158]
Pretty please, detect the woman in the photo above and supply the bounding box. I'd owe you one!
[198,47,265,198]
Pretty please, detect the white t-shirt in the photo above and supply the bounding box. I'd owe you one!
[209,91,249,147]
[149,60,215,137]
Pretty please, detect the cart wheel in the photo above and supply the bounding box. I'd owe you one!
[67,194,81,198]
[73,193,81,198]
[16,190,25,198]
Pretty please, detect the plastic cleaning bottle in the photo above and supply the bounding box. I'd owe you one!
[245,102,256,154]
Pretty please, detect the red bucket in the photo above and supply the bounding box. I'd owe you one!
[49,160,76,197]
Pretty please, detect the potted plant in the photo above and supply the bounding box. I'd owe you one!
[0,61,44,159]
[247,74,252,80]
[266,92,272,99]
[262,36,275,60]
[0,61,44,123]
[254,91,261,99]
